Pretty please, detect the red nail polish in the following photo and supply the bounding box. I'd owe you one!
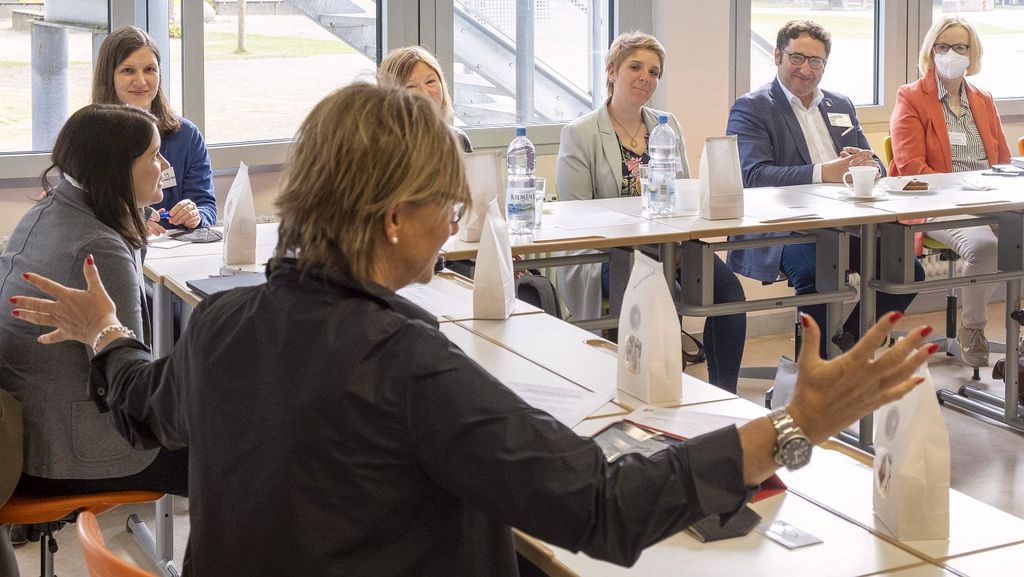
[926,343,939,354]
[914,376,926,385]
[921,326,934,338]
[11,310,19,317]
[86,254,94,265]
[889,311,903,323]
[800,313,810,328]
[7,297,15,305]
[21,273,29,280]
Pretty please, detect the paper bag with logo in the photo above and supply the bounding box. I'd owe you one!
[223,161,257,265]
[458,151,503,242]
[473,199,516,319]
[698,136,744,220]
[617,251,682,403]
[873,365,950,540]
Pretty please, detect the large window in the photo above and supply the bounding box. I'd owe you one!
[451,0,607,127]
[0,1,108,154]
[932,0,1024,101]
[173,1,377,144]
[747,0,879,106]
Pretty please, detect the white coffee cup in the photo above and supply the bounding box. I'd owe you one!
[675,178,699,212]
[843,165,879,197]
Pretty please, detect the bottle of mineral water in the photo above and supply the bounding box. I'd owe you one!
[506,127,536,234]
[647,115,677,216]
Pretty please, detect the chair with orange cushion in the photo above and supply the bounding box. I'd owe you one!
[78,510,158,577]
[1018,135,1023,156]
[0,489,162,577]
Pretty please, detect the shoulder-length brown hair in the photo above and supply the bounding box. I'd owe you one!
[41,104,155,249]
[274,83,470,283]
[92,26,180,136]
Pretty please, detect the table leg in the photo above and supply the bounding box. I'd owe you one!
[858,223,876,449]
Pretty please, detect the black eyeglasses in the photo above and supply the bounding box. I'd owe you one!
[450,201,466,224]
[780,48,826,70]
[933,43,970,56]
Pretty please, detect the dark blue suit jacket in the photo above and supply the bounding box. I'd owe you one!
[725,78,884,282]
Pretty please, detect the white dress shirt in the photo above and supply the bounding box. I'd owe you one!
[777,78,837,183]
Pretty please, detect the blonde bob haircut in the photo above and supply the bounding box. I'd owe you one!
[918,16,984,77]
[378,46,454,121]
[604,31,666,97]
[274,83,470,283]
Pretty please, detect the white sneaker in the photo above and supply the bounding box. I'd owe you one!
[957,327,990,368]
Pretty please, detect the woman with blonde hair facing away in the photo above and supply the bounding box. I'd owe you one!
[11,83,934,576]
[889,16,1011,368]
[93,26,216,233]
[556,31,747,393]
[379,45,473,152]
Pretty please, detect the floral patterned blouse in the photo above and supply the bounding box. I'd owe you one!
[618,134,651,197]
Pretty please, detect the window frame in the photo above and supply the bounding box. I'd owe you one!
[0,0,653,179]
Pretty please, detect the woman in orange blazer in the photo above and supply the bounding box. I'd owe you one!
[889,16,1011,369]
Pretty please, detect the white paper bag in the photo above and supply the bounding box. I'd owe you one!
[873,365,950,540]
[698,136,744,220]
[458,151,503,242]
[473,199,516,319]
[616,251,682,403]
[222,161,257,265]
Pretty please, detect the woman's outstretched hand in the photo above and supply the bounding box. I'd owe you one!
[788,311,936,444]
[9,255,121,346]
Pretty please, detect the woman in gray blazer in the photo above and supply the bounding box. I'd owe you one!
[0,105,188,501]
[555,32,747,392]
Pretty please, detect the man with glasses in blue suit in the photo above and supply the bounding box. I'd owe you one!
[726,19,924,356]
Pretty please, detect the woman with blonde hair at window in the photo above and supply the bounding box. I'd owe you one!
[379,45,473,152]
[889,16,1011,368]
[93,25,216,233]
[556,31,747,393]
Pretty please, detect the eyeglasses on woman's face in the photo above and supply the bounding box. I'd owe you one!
[933,43,969,56]
[449,201,466,224]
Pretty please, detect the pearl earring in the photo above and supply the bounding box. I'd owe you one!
[390,236,399,245]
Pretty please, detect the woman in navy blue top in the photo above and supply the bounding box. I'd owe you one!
[93,26,216,233]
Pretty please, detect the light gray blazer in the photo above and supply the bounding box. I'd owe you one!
[554,105,690,320]
[0,180,156,479]
[556,104,690,202]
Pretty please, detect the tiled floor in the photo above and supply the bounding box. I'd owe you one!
[10,304,1024,576]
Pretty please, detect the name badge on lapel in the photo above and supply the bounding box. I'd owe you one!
[161,167,177,190]
[827,113,852,128]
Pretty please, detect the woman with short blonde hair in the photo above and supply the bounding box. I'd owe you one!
[557,31,746,393]
[890,16,1010,368]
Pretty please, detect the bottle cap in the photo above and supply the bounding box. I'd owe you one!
[515,127,527,136]
[658,115,669,124]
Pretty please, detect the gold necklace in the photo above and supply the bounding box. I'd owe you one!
[608,108,645,150]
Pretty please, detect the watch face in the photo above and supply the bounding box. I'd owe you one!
[781,437,813,469]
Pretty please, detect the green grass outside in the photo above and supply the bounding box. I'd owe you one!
[203,32,356,60]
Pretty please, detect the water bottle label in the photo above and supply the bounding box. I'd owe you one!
[507,187,536,217]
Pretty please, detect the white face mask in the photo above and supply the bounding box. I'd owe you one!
[935,51,970,81]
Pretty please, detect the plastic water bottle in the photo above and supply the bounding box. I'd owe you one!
[648,115,677,216]
[506,127,536,234]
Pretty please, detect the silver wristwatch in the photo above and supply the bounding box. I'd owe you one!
[768,408,813,471]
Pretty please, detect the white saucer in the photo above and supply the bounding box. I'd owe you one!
[840,191,889,201]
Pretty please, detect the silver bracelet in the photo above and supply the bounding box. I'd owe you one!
[93,324,136,353]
